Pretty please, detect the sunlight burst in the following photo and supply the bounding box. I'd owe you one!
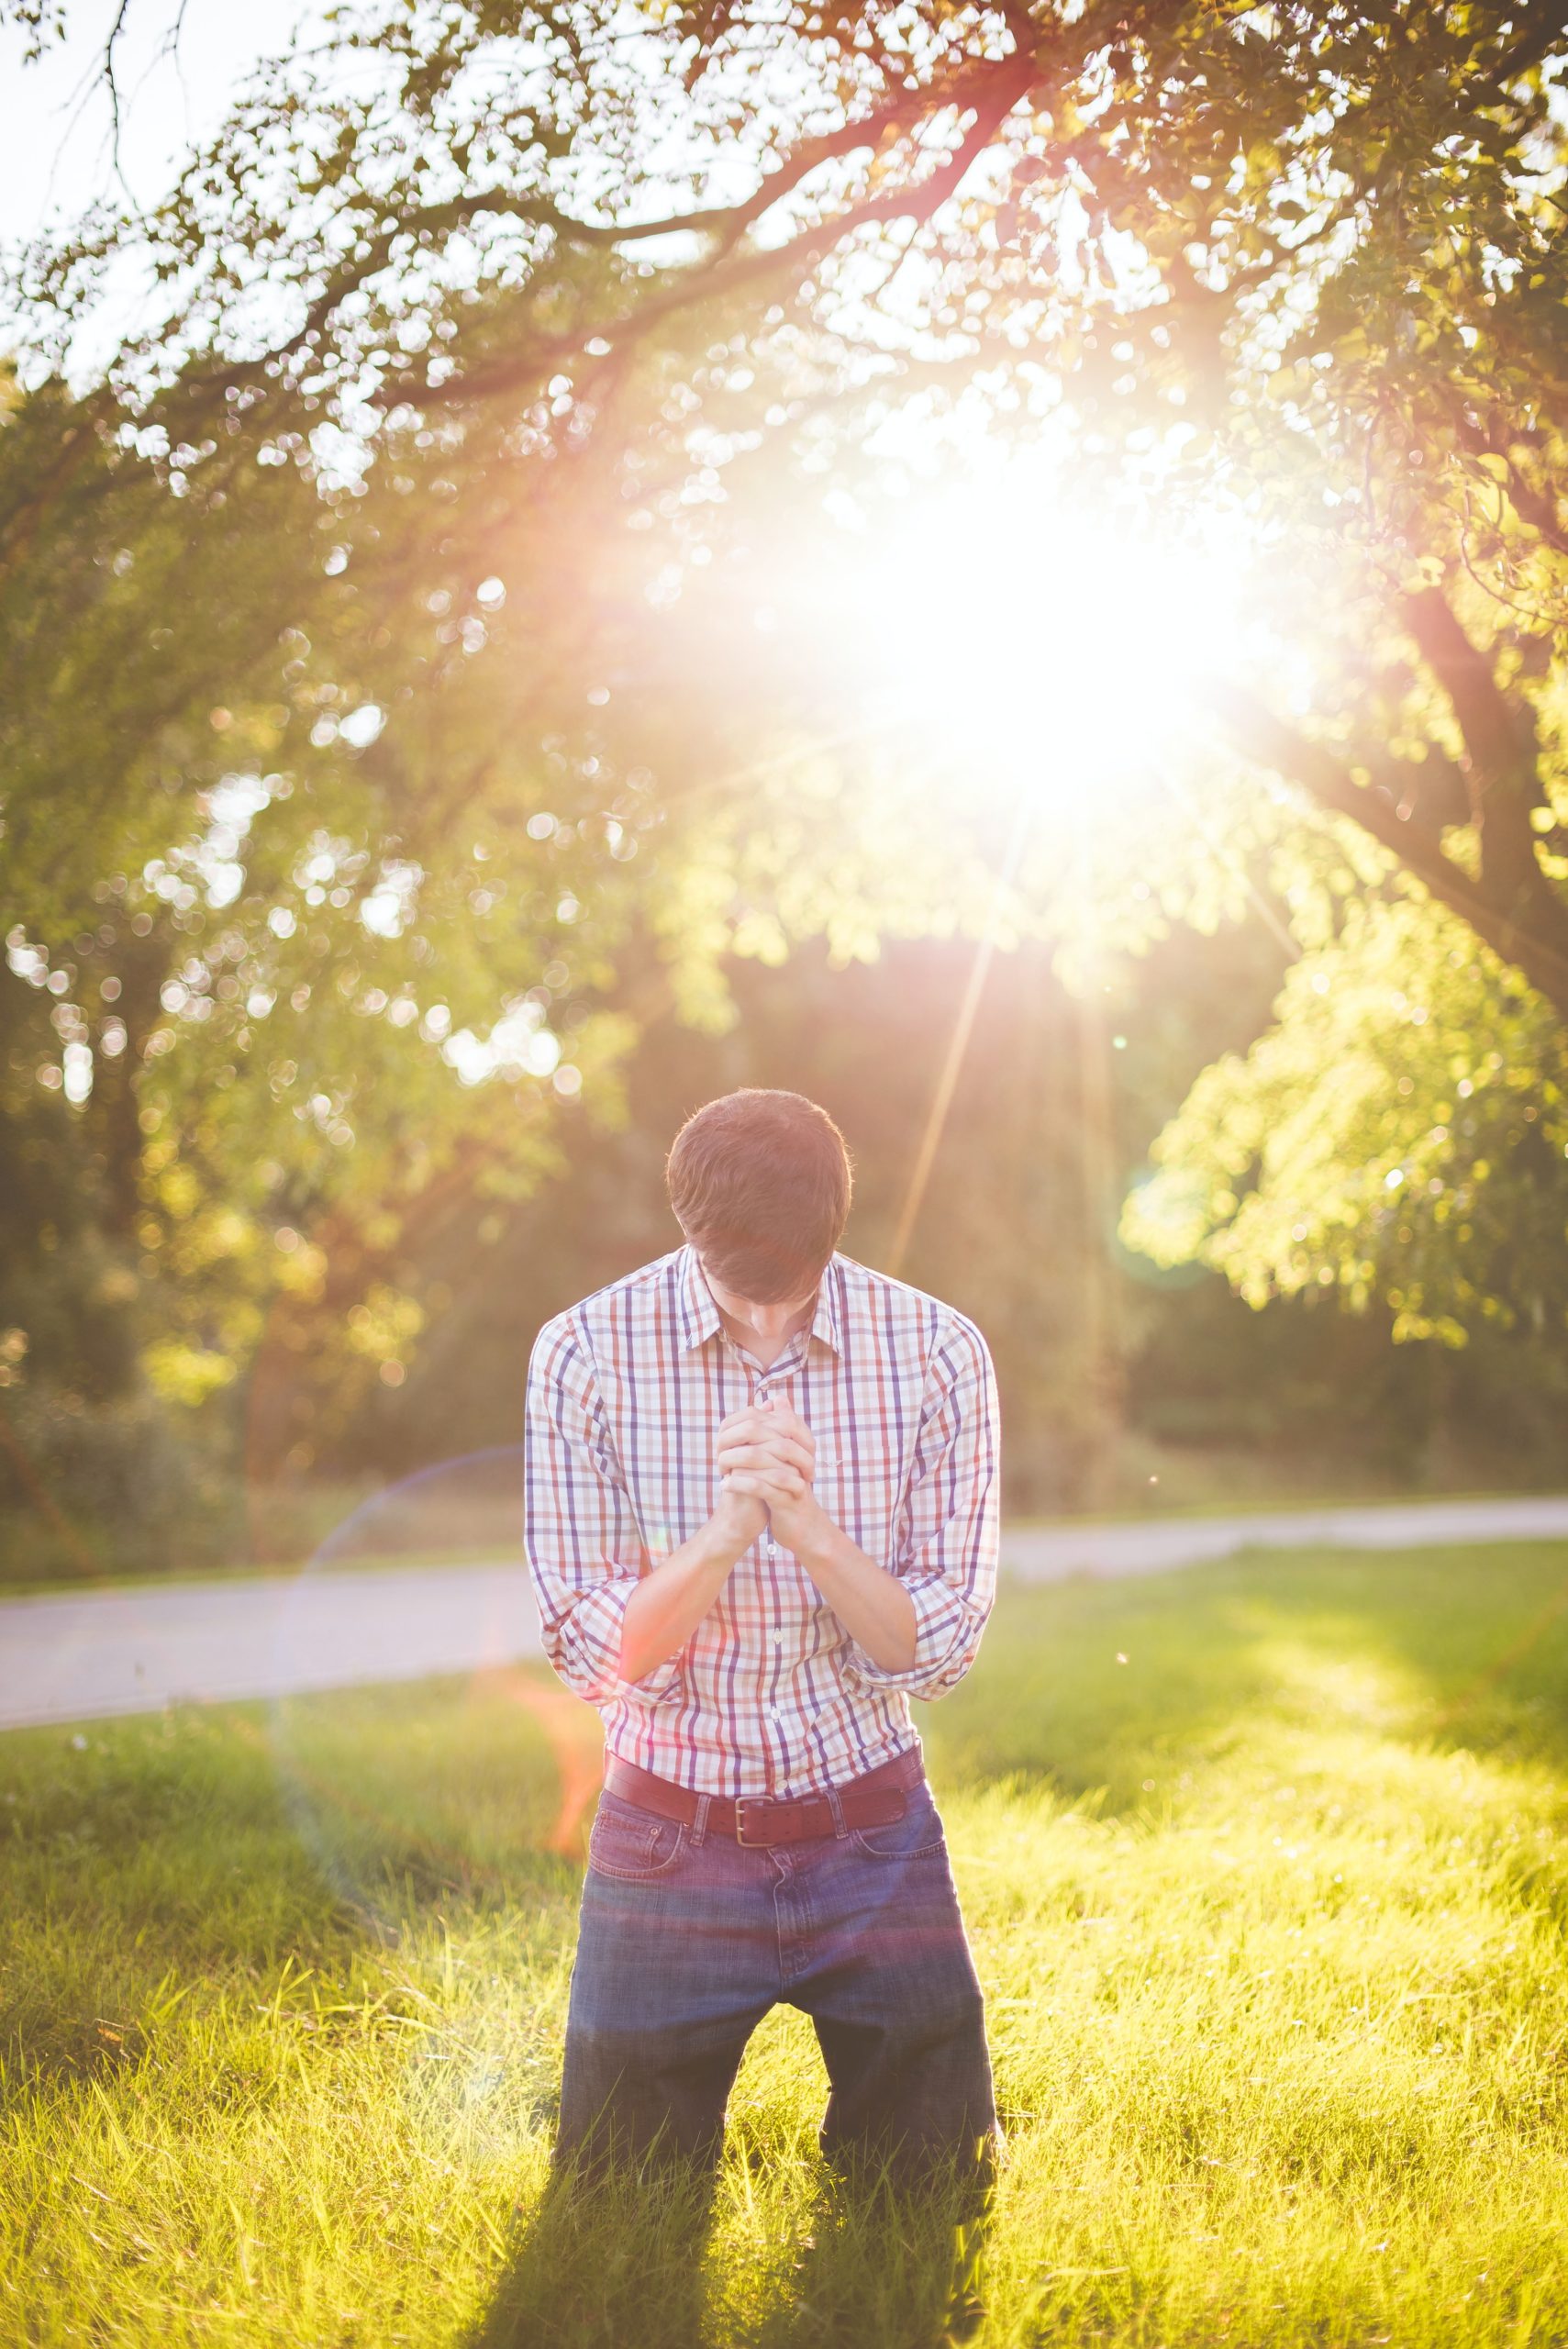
[814,460,1252,809]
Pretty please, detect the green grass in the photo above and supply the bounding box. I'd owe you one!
[6,1542,1568,2345]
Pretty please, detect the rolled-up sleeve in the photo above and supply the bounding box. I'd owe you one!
[840,1318,1000,1702]
[523,1315,681,1706]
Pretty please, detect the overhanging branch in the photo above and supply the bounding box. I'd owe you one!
[1210,679,1568,1022]
[1399,585,1567,942]
[381,53,1039,414]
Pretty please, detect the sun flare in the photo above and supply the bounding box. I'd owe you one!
[795,457,1255,810]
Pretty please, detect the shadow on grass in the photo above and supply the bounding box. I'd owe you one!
[466,2155,989,2349]
[750,2164,991,2349]
[466,2163,718,2349]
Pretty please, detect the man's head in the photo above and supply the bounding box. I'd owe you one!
[666,1088,852,1308]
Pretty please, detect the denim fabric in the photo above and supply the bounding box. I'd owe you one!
[557,1773,996,2182]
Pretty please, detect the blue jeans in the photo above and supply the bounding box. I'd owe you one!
[557,1768,997,2183]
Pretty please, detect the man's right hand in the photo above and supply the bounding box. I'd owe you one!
[712,1481,769,1550]
[617,1479,763,1686]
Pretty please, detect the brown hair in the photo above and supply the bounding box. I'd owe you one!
[666,1089,852,1302]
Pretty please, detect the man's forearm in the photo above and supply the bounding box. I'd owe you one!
[617,1502,757,1686]
[792,1510,917,1675]
[717,1404,918,1675]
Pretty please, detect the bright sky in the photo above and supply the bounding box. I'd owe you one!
[0,0,319,253]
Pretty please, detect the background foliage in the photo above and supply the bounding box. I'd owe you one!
[4,0,1568,1581]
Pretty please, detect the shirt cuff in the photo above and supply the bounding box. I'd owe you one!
[840,1575,978,1700]
[550,1577,683,1706]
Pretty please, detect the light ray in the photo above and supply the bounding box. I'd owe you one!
[885,782,1036,1276]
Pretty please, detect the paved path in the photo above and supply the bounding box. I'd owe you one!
[1003,1494,1568,1579]
[0,1564,540,1732]
[4,1496,1567,1732]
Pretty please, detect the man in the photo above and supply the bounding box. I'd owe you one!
[524,1087,1001,2186]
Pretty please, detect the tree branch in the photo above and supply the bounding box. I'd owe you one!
[1398,586,1563,937]
[1451,412,1568,556]
[103,0,136,204]
[1210,680,1568,1022]
[1401,588,1535,803]
[1496,3,1568,83]
[1499,454,1568,556]
[384,53,1039,415]
[147,53,1033,440]
[391,63,1013,256]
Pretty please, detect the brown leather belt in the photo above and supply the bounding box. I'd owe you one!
[602,1745,924,1847]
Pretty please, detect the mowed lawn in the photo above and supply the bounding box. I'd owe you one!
[6,1544,1568,2348]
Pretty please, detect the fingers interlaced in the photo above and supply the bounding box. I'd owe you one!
[717,1436,814,1477]
[723,1467,806,1498]
[717,1407,815,1460]
[715,1403,814,1520]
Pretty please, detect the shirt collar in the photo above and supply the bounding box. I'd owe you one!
[808,1259,843,1357]
[675,1245,842,1359]
[677,1245,724,1353]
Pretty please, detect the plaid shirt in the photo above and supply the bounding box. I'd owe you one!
[523,1244,999,1798]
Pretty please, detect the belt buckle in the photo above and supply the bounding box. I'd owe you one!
[734,1796,773,1846]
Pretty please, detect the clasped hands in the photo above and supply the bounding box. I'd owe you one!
[716,1399,823,1551]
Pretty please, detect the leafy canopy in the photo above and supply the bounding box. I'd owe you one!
[5,0,1568,1413]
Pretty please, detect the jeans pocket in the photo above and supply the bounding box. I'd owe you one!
[848,1783,948,1860]
[586,1791,688,1880]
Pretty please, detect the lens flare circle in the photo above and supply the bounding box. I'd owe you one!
[263,1450,594,1940]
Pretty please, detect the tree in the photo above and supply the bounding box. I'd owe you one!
[6,0,1568,1476]
[964,4,1568,1336]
